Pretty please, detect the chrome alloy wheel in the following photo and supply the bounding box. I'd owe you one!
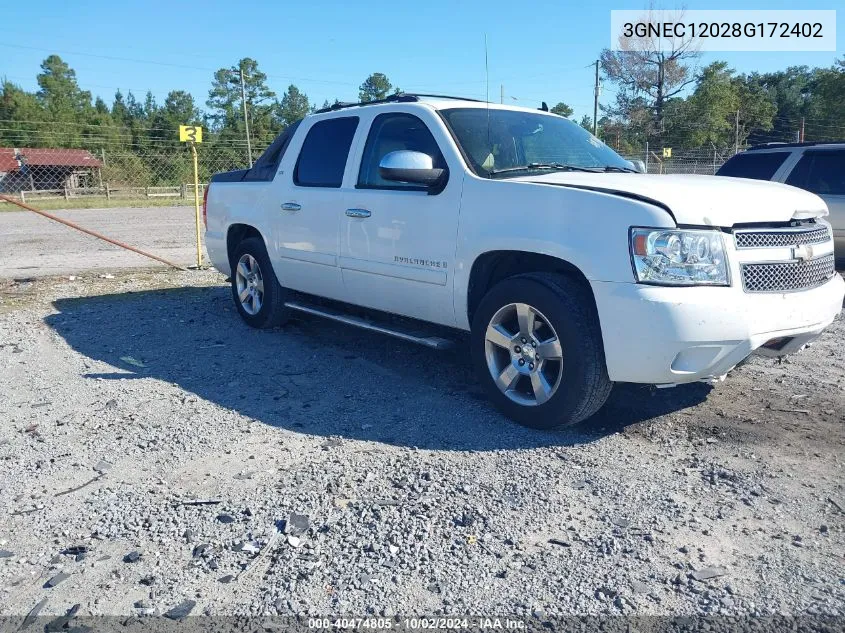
[484,302,564,406]
[235,253,265,315]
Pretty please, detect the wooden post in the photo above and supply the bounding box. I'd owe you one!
[106,182,111,201]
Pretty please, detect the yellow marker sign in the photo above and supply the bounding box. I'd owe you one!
[662,147,672,158]
[179,125,203,143]
[180,123,204,268]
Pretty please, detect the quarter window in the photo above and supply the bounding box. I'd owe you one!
[358,113,446,190]
[294,117,359,188]
[244,120,301,182]
[716,151,790,181]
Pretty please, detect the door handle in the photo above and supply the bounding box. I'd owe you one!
[346,208,371,218]
[281,202,301,211]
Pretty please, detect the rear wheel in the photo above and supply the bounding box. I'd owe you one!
[471,272,612,429]
[230,237,288,329]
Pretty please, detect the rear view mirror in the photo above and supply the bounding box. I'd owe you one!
[379,151,445,189]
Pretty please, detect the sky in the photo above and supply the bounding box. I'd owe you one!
[1,0,842,123]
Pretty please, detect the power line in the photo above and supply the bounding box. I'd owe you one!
[0,42,359,88]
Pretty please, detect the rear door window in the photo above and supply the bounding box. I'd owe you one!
[294,117,359,188]
[787,151,845,195]
[716,151,790,181]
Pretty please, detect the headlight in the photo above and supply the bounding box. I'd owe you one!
[630,228,729,286]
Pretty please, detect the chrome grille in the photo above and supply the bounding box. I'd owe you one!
[741,255,835,293]
[734,226,830,249]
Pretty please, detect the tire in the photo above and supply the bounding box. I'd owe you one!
[470,272,612,429]
[230,237,288,329]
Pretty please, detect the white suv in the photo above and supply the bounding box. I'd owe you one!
[204,94,844,429]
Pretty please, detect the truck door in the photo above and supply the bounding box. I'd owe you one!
[269,116,359,300]
[340,110,463,327]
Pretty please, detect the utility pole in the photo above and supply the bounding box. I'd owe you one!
[799,117,805,143]
[735,110,740,154]
[593,60,600,136]
[500,84,504,105]
[240,68,253,167]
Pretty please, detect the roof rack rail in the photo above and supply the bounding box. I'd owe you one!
[314,92,484,114]
[747,140,845,151]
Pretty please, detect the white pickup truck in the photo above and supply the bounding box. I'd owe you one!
[204,94,844,429]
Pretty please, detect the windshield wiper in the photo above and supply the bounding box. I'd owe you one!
[489,162,601,176]
[602,165,639,173]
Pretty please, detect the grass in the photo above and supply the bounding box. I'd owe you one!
[0,197,197,212]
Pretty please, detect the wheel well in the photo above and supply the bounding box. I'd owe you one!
[226,224,263,266]
[467,251,596,324]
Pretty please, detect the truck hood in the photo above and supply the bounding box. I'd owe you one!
[515,172,828,226]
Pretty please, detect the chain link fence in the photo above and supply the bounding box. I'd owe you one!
[0,142,263,209]
[1,131,742,211]
[620,147,737,175]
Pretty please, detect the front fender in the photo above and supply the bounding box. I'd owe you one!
[453,177,675,329]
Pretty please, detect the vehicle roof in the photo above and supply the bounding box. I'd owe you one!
[745,141,845,151]
[310,93,559,118]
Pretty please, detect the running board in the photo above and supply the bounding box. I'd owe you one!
[283,300,454,350]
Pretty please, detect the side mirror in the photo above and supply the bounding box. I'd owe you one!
[628,159,646,174]
[378,150,446,189]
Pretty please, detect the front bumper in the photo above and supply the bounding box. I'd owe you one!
[592,273,844,385]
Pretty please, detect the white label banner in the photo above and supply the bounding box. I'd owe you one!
[610,10,837,52]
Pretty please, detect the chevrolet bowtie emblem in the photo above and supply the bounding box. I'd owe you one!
[792,244,814,262]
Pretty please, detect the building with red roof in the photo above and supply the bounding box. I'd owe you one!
[0,147,103,193]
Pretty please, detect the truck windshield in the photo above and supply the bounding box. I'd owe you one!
[441,108,633,178]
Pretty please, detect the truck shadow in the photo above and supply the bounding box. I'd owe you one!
[45,286,711,451]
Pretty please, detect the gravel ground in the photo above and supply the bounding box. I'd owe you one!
[0,269,843,622]
[0,206,198,278]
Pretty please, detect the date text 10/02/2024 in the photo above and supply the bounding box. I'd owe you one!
[307,618,527,630]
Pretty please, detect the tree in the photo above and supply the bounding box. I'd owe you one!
[600,11,700,143]
[806,60,845,140]
[578,115,593,131]
[359,73,398,102]
[277,85,310,128]
[0,80,46,146]
[125,91,144,121]
[550,102,573,118]
[143,91,158,120]
[36,55,92,123]
[744,67,811,144]
[148,90,201,144]
[87,97,123,148]
[732,75,776,147]
[111,90,129,125]
[162,90,200,126]
[207,58,278,145]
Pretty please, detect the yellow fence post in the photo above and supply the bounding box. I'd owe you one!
[191,143,202,269]
[180,124,204,269]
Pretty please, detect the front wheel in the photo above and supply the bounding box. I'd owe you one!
[470,273,612,429]
[230,237,288,329]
